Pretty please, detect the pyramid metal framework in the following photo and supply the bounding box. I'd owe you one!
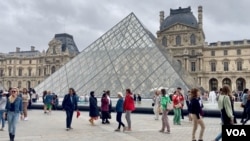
[34,13,198,97]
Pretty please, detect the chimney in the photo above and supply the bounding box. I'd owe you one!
[159,11,164,29]
[16,47,20,52]
[198,6,203,29]
[31,46,35,51]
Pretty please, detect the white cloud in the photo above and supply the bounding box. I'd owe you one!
[0,0,250,53]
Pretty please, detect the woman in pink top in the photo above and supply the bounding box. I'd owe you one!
[123,88,135,131]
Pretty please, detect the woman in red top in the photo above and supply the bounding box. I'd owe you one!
[172,89,184,125]
[123,88,135,131]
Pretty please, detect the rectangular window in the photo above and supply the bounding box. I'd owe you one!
[0,69,3,76]
[224,50,228,56]
[224,62,229,71]
[237,61,242,71]
[237,49,241,55]
[28,69,32,76]
[191,62,196,72]
[8,68,11,76]
[18,68,22,76]
[29,60,32,64]
[211,50,215,56]
[211,62,216,72]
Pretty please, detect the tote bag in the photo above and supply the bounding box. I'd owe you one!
[167,101,173,111]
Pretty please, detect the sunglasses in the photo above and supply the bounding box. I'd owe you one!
[11,91,17,93]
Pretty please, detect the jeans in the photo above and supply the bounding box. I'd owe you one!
[173,108,181,124]
[7,112,19,135]
[215,132,222,141]
[65,110,74,128]
[116,112,125,129]
[0,110,5,128]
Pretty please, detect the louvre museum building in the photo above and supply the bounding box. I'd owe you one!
[1,6,250,97]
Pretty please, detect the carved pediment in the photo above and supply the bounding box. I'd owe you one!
[164,23,197,32]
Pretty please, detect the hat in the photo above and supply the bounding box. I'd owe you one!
[117,92,123,97]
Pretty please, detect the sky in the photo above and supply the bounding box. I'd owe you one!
[1,0,250,53]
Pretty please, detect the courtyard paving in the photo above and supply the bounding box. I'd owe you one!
[0,109,229,141]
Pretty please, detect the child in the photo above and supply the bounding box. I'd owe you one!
[242,95,250,125]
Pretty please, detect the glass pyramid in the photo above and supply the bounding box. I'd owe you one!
[34,13,198,97]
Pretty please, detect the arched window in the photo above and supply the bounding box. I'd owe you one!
[209,78,218,91]
[44,68,47,76]
[162,36,167,47]
[53,46,56,54]
[236,78,246,91]
[190,34,196,45]
[222,78,232,88]
[51,66,56,74]
[176,35,181,46]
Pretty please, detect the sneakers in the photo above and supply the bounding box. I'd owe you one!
[24,117,28,121]
[114,129,120,132]
[0,128,4,131]
[66,128,70,131]
[159,129,164,132]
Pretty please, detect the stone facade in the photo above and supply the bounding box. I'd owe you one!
[0,33,79,90]
[157,6,250,92]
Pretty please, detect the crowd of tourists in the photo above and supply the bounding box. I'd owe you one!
[0,86,250,141]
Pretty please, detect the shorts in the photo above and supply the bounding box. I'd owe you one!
[46,104,52,109]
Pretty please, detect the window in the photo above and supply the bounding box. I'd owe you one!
[211,62,216,72]
[191,50,195,56]
[8,68,12,76]
[19,60,22,64]
[190,34,196,45]
[191,62,196,72]
[28,68,32,76]
[51,66,56,74]
[162,36,167,47]
[9,60,11,64]
[44,68,47,76]
[53,46,56,54]
[0,69,3,77]
[211,50,215,56]
[237,61,242,71]
[29,60,32,64]
[224,50,228,56]
[224,62,229,71]
[18,68,22,76]
[176,35,181,46]
[237,49,241,55]
[18,81,22,88]
[38,68,41,76]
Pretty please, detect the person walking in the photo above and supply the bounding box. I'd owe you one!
[159,88,171,134]
[101,92,110,124]
[20,88,30,121]
[44,91,53,114]
[153,90,161,120]
[123,88,135,131]
[114,92,125,132]
[88,91,99,125]
[242,94,250,125]
[62,88,78,131]
[0,90,7,131]
[190,88,205,141]
[172,89,184,125]
[4,87,23,141]
[240,89,249,123]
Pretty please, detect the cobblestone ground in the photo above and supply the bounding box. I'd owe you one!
[0,110,233,141]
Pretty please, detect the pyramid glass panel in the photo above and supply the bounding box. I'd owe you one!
[34,13,198,97]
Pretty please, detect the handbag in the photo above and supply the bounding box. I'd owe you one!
[175,103,182,108]
[158,107,162,114]
[167,102,173,111]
